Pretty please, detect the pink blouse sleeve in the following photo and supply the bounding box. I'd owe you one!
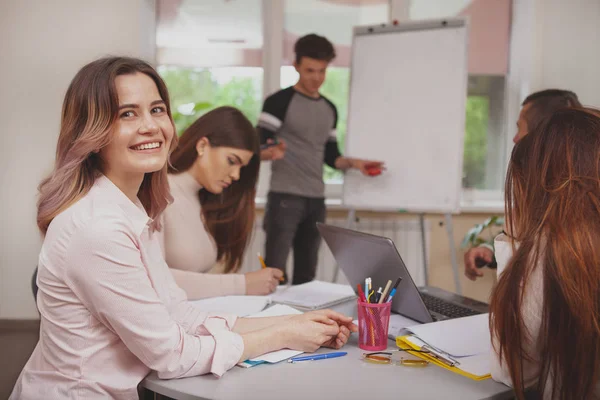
[64,217,244,378]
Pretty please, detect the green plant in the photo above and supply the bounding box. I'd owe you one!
[461,216,505,249]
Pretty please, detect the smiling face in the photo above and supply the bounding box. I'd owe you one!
[99,72,174,189]
[191,137,254,194]
[294,56,329,97]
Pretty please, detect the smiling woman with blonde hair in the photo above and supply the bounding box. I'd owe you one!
[11,56,356,400]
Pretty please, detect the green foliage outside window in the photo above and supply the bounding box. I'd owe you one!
[463,96,490,189]
[159,66,489,187]
[158,67,262,135]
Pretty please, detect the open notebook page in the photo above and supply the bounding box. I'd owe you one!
[271,281,356,310]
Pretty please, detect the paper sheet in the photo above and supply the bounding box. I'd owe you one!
[407,313,491,357]
[271,281,356,310]
[242,304,304,365]
[388,314,420,339]
[404,336,491,377]
[189,295,271,317]
[453,353,491,377]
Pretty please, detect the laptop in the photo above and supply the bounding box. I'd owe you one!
[317,223,488,323]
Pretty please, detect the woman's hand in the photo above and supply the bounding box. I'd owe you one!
[311,309,358,349]
[280,312,340,352]
[245,268,283,295]
[280,309,357,352]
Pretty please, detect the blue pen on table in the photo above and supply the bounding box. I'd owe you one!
[288,352,348,363]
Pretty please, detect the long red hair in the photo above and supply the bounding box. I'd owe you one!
[490,108,600,399]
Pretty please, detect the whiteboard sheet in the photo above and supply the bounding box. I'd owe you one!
[344,20,468,212]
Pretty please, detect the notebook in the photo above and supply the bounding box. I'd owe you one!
[270,281,357,311]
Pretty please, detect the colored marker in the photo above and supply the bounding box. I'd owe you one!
[357,284,367,303]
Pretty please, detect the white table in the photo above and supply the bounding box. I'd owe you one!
[142,300,513,400]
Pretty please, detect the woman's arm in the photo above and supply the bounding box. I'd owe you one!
[66,220,244,378]
[232,315,293,334]
[170,267,246,299]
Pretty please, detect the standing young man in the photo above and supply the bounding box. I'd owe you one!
[258,34,384,284]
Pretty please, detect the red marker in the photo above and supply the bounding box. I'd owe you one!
[357,284,367,303]
[366,167,382,177]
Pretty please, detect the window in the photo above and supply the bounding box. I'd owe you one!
[156,0,263,134]
[155,0,511,202]
[159,66,263,134]
[281,0,389,183]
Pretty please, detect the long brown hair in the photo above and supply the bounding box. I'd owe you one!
[490,108,600,399]
[37,57,177,234]
[169,106,260,273]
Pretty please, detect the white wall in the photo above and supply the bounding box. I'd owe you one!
[532,0,600,107]
[0,0,156,319]
[503,0,600,176]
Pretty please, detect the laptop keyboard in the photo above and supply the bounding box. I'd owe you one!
[420,293,481,319]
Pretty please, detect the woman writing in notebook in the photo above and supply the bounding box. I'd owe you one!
[10,57,356,399]
[162,106,283,299]
[489,108,600,399]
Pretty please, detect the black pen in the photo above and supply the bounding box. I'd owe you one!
[374,287,383,303]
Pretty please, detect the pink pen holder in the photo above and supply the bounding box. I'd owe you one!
[357,299,392,351]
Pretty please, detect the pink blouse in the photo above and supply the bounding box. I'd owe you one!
[10,175,244,400]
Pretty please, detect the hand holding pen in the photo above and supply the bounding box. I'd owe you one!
[243,253,284,295]
[258,253,285,282]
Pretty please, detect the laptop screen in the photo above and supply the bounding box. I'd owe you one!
[317,223,434,323]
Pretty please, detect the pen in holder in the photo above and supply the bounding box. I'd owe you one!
[357,299,392,351]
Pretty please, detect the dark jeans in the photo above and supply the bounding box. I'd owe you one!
[263,192,326,285]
